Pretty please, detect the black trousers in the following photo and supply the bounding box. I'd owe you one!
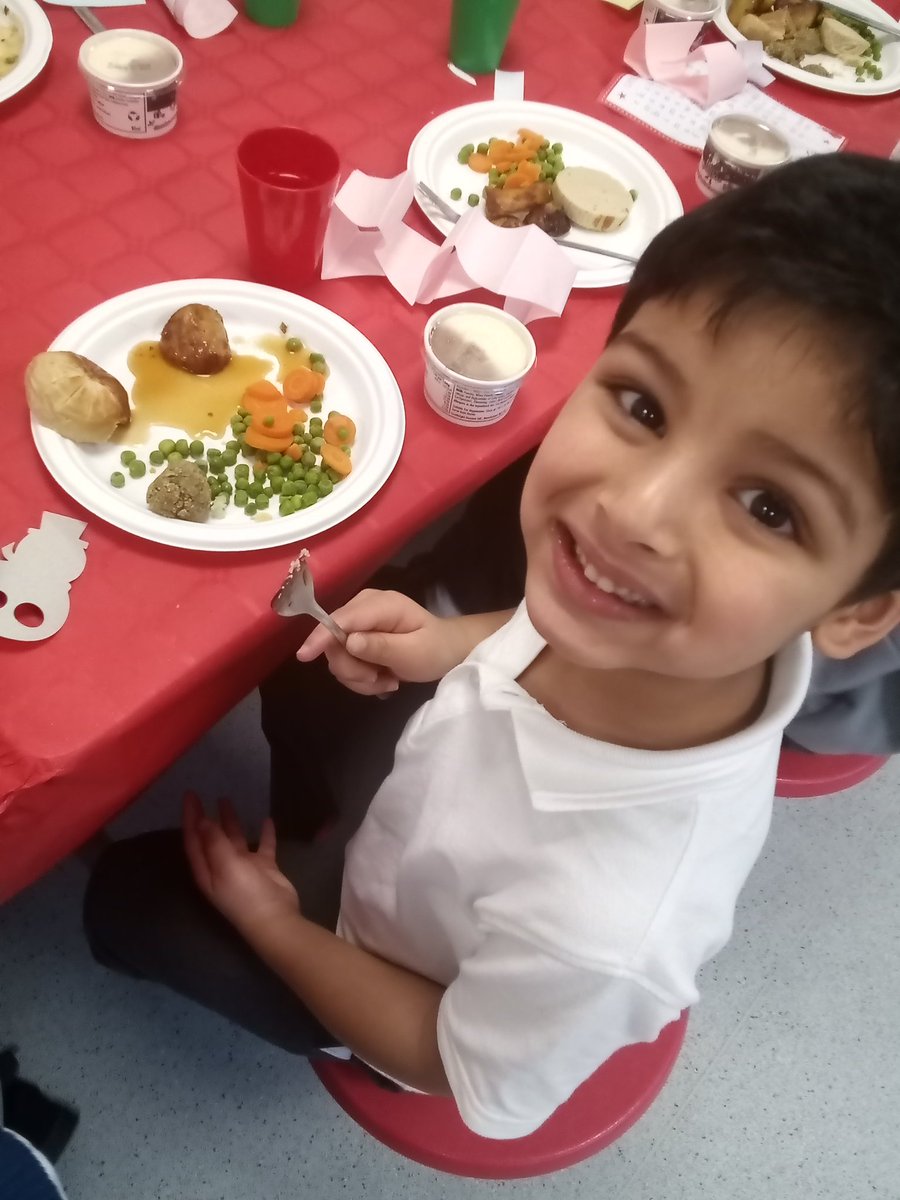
[82,453,531,1055]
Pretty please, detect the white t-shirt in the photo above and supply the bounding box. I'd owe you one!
[338,604,812,1139]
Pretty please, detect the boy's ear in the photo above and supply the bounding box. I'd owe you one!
[812,590,900,659]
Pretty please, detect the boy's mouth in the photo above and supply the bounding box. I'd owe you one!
[555,524,665,615]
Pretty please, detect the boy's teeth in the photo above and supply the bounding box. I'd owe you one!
[574,542,651,607]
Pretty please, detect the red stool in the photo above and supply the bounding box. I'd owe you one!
[776,746,888,799]
[313,1011,688,1179]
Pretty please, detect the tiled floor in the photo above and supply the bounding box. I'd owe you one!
[1,691,897,1200]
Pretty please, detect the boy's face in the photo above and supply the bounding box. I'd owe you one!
[520,294,895,681]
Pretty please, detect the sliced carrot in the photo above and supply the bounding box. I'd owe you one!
[243,425,293,453]
[250,410,295,439]
[244,379,283,403]
[504,160,542,189]
[467,152,492,174]
[283,367,326,406]
[324,413,356,448]
[321,443,352,477]
[285,441,303,461]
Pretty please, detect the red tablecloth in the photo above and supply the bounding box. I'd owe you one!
[1,0,898,902]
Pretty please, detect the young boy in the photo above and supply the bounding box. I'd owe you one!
[84,153,900,1139]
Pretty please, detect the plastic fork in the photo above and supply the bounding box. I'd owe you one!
[415,180,640,266]
[271,550,348,644]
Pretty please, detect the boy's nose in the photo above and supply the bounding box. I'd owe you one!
[595,457,692,558]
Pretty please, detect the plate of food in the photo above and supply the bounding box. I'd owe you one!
[408,100,683,289]
[0,0,52,104]
[717,0,900,94]
[28,279,406,552]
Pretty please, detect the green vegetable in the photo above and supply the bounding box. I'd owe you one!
[477,142,489,155]
[310,399,322,414]
[457,143,475,163]
[167,451,184,465]
[120,450,136,466]
[149,449,165,466]
[286,336,303,352]
[110,471,125,488]
[450,187,463,201]
[468,194,480,207]
[245,502,257,516]
[128,459,146,478]
[279,455,293,470]
[159,438,175,456]
[190,440,205,457]
[175,439,189,457]
[234,490,248,507]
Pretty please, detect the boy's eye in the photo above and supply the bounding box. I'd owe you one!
[615,389,666,435]
[737,488,797,538]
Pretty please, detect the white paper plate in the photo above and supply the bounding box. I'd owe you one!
[715,0,900,96]
[31,280,406,552]
[408,100,683,289]
[0,0,52,104]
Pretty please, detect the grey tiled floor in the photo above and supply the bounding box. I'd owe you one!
[1,692,897,1200]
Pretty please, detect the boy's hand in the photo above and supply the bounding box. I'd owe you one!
[182,792,299,942]
[296,588,457,696]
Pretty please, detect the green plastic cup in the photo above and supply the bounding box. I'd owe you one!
[244,0,299,28]
[449,0,521,74]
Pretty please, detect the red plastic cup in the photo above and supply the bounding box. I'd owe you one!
[236,127,340,291]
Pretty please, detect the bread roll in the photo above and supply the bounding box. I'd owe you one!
[25,351,131,443]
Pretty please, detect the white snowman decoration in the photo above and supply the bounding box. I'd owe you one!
[0,514,88,642]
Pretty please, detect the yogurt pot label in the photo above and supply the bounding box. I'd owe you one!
[424,360,522,426]
[86,81,179,138]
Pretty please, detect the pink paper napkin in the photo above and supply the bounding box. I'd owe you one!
[160,0,236,39]
[624,23,772,106]
[322,170,578,324]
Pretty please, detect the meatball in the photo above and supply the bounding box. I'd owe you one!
[524,204,572,239]
[159,304,231,375]
[146,460,211,523]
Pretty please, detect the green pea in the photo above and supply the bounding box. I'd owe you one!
[256,492,270,509]
[234,490,248,507]
[310,399,322,414]
[241,443,257,458]
[149,449,165,466]
[222,450,237,467]
[300,489,319,508]
[488,169,500,187]
[225,439,240,452]
[450,187,463,201]
[552,142,563,154]
[305,467,321,485]
[457,143,475,164]
[267,451,280,465]
[467,194,480,207]
[279,500,293,518]
[263,415,274,428]
[309,353,327,373]
[159,438,176,456]
[235,463,250,478]
[188,440,203,458]
[281,481,295,498]
[120,449,136,466]
[266,464,283,479]
[196,460,208,474]
[290,465,306,481]
[110,471,125,488]
[310,436,324,452]
[175,439,189,457]
[286,336,303,353]
[245,502,257,516]
[316,477,334,497]
[292,423,305,437]
[270,476,284,494]
[128,459,146,478]
[248,481,263,498]
[167,451,184,465]
[301,451,316,469]
[309,419,323,434]
[326,467,342,484]
[280,455,293,470]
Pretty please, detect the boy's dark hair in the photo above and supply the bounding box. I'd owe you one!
[611,153,900,601]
